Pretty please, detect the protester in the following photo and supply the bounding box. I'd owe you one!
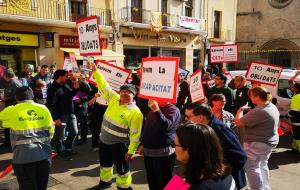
[141,100,181,190]
[0,86,55,190]
[176,72,191,112]
[209,94,237,134]
[87,83,107,151]
[49,64,57,79]
[235,86,279,190]
[206,73,234,113]
[185,103,247,190]
[32,65,52,87]
[2,68,22,147]
[174,122,236,190]
[72,76,91,145]
[88,62,143,190]
[33,79,47,105]
[233,75,253,114]
[287,71,300,152]
[46,70,78,160]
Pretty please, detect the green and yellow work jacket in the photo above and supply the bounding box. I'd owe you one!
[0,100,54,164]
[93,70,143,154]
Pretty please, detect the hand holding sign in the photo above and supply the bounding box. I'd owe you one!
[148,99,160,112]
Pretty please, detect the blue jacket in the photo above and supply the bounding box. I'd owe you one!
[209,116,247,189]
[141,104,181,149]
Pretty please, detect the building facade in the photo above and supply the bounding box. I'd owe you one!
[113,0,207,73]
[236,0,300,70]
[0,0,113,74]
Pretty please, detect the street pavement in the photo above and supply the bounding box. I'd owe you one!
[1,133,300,190]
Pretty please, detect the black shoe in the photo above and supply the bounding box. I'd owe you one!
[87,183,112,190]
[117,187,132,190]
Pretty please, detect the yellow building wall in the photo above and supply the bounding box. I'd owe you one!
[0,0,67,21]
[207,0,237,42]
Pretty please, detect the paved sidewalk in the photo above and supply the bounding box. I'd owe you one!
[1,134,300,190]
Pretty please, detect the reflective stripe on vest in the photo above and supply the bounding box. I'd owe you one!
[102,125,128,138]
[103,115,128,130]
[14,136,50,146]
[10,126,50,135]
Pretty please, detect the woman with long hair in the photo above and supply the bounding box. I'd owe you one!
[174,122,236,190]
[235,86,280,190]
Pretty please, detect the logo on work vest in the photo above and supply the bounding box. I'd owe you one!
[19,110,44,121]
[120,114,125,119]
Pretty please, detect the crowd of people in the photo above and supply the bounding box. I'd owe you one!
[0,62,300,190]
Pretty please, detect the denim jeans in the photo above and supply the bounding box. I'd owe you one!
[54,114,78,154]
[244,142,274,190]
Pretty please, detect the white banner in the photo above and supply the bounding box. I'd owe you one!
[139,57,179,103]
[76,16,102,56]
[190,70,205,103]
[245,62,283,86]
[179,16,205,31]
[88,61,130,92]
[210,44,238,63]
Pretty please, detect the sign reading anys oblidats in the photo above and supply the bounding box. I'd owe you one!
[76,16,102,56]
[245,62,283,86]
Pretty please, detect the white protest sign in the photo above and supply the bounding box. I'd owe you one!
[88,61,130,92]
[245,62,283,86]
[190,69,205,103]
[224,45,238,62]
[206,79,215,89]
[63,58,73,71]
[210,44,238,63]
[210,46,224,63]
[179,16,205,31]
[179,67,190,80]
[139,57,179,103]
[76,16,102,56]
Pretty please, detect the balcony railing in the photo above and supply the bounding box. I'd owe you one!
[0,0,112,26]
[121,6,181,27]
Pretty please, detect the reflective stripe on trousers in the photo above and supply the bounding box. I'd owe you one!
[116,172,132,189]
[99,166,113,182]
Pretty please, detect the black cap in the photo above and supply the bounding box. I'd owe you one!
[120,84,137,96]
[16,86,34,101]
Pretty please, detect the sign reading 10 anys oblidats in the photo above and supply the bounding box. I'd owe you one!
[76,16,102,56]
[245,62,283,86]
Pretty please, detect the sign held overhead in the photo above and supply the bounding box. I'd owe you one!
[76,16,102,56]
[210,44,238,63]
[245,62,283,86]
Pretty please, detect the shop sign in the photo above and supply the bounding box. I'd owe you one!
[210,44,238,63]
[139,57,179,103]
[76,16,102,56]
[245,62,282,86]
[179,16,205,31]
[0,31,39,47]
[122,30,186,43]
[190,69,205,103]
[60,35,108,49]
[60,35,80,48]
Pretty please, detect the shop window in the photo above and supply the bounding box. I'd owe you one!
[214,11,221,38]
[185,0,193,17]
[70,0,87,21]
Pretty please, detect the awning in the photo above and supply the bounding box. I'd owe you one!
[60,48,125,61]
